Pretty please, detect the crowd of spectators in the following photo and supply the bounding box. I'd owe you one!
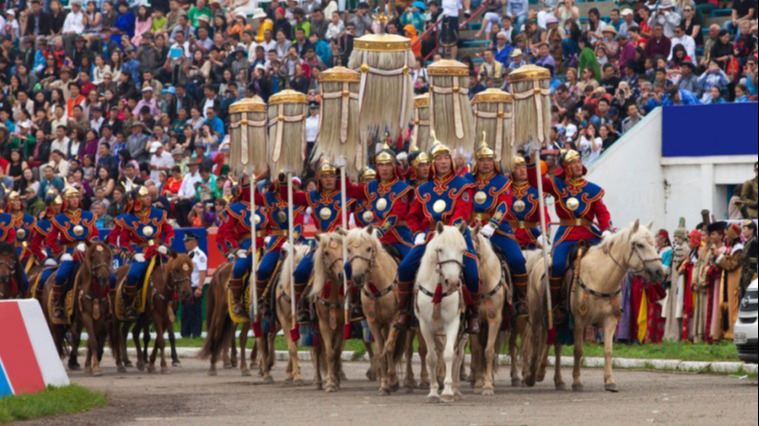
[0,0,755,228]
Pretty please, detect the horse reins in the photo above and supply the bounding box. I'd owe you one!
[347,247,397,299]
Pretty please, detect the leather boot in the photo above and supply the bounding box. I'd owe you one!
[550,277,566,324]
[229,278,246,318]
[394,280,413,331]
[512,273,530,316]
[255,279,269,316]
[466,292,481,335]
[123,285,139,320]
[294,283,310,325]
[51,285,66,320]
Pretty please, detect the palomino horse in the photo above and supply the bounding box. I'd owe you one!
[0,241,26,299]
[469,227,506,396]
[274,244,310,385]
[40,242,114,375]
[200,261,255,377]
[310,231,347,393]
[345,226,402,395]
[565,220,666,392]
[416,223,470,403]
[112,253,194,374]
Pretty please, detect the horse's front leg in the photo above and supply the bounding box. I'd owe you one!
[319,315,339,392]
[440,317,459,402]
[418,330,430,389]
[469,334,483,391]
[154,314,169,374]
[554,343,566,391]
[572,319,585,392]
[240,323,252,378]
[168,325,180,367]
[419,321,440,403]
[132,321,145,371]
[121,322,132,367]
[483,316,501,395]
[603,316,619,392]
[403,330,417,390]
[68,322,82,371]
[110,320,126,373]
[370,321,389,395]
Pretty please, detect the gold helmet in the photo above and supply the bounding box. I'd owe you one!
[359,167,377,183]
[136,185,150,197]
[7,191,20,201]
[474,132,495,161]
[427,129,450,158]
[316,159,337,178]
[63,186,80,198]
[408,143,430,168]
[560,149,581,167]
[512,155,527,168]
[375,142,397,165]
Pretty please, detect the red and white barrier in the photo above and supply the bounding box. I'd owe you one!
[0,300,70,398]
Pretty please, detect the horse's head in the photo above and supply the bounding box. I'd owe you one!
[84,242,114,289]
[427,222,468,294]
[345,226,381,287]
[316,231,345,283]
[166,252,194,304]
[613,220,667,283]
[0,241,19,298]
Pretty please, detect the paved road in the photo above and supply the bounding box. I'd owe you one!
[27,358,758,426]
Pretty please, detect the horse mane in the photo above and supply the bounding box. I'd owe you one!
[280,244,309,294]
[166,252,193,273]
[78,242,113,294]
[0,241,15,255]
[310,232,342,298]
[593,221,653,256]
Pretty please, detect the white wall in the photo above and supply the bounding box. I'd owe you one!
[586,107,755,233]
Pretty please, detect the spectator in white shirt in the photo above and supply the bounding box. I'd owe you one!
[325,11,344,40]
[174,161,202,227]
[648,1,681,39]
[51,127,70,156]
[182,232,207,338]
[47,150,71,178]
[62,0,86,35]
[305,101,320,160]
[149,142,175,182]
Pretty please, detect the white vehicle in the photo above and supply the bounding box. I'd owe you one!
[734,279,758,364]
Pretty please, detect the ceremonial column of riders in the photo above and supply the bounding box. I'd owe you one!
[0,28,668,399]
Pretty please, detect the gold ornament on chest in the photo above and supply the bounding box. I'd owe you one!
[376,198,388,211]
[254,214,262,225]
[433,200,447,214]
[362,211,374,223]
[513,200,526,213]
[142,226,155,237]
[73,225,85,236]
[16,228,27,239]
[277,211,288,223]
[319,207,333,220]
[566,197,580,212]
[474,191,487,205]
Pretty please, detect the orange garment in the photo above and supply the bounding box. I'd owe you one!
[256,18,274,43]
[404,24,421,57]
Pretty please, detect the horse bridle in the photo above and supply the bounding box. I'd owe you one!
[348,247,398,299]
[606,243,660,279]
[0,259,18,298]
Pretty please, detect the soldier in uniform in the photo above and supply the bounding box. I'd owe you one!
[741,220,757,296]
[466,143,529,315]
[508,156,548,250]
[30,192,64,298]
[529,150,613,322]
[255,177,306,315]
[353,168,377,228]
[404,145,431,188]
[108,186,175,320]
[6,191,36,267]
[47,187,99,320]
[285,160,354,324]
[216,178,269,318]
[395,141,482,334]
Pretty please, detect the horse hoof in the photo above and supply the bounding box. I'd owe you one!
[419,381,430,390]
[441,394,456,403]
[117,366,127,374]
[284,378,293,385]
[85,367,93,376]
[427,395,441,404]
[572,384,584,392]
[161,367,170,375]
[223,363,233,370]
[325,384,338,393]
[605,384,619,393]
[366,370,377,382]
[339,371,348,381]
[172,361,182,367]
[231,360,238,368]
[69,363,81,371]
[482,388,495,396]
[314,383,323,391]
[147,365,156,374]
[454,391,464,402]
[137,363,145,372]
[263,376,274,384]
[556,382,567,391]
[294,379,305,387]
[124,360,133,368]
[512,378,522,387]
[378,388,390,396]
[241,369,252,377]
[389,382,400,393]
[93,369,103,377]
[208,370,218,377]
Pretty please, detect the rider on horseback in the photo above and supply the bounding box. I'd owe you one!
[352,168,377,228]
[6,191,36,266]
[108,186,175,321]
[466,141,530,316]
[508,156,549,250]
[216,177,270,318]
[395,140,482,335]
[47,187,99,320]
[285,160,353,324]
[528,150,613,323]
[404,144,431,188]
[30,192,63,298]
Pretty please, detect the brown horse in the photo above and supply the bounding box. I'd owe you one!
[0,241,27,299]
[199,261,255,377]
[310,231,347,393]
[112,252,193,374]
[274,244,311,385]
[39,242,114,375]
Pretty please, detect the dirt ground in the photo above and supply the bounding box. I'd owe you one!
[24,357,758,426]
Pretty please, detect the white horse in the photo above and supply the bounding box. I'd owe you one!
[565,220,666,392]
[275,244,311,386]
[416,222,470,403]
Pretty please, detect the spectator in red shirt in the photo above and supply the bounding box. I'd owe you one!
[644,23,672,60]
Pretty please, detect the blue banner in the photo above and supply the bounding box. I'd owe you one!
[662,103,758,157]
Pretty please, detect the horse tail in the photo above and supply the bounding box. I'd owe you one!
[390,328,408,366]
[199,269,231,360]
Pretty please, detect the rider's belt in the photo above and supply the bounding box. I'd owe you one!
[64,242,80,248]
[560,218,591,228]
[508,220,538,230]
[256,231,265,238]
[270,230,289,237]
[472,213,492,223]
[137,239,157,248]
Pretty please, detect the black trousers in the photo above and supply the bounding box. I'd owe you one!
[181,294,203,338]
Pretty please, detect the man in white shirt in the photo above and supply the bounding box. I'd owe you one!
[62,1,85,36]
[181,232,207,338]
[305,101,320,161]
[668,25,696,63]
[648,1,681,39]
[47,150,70,178]
[149,142,175,182]
[174,161,202,226]
[51,126,70,156]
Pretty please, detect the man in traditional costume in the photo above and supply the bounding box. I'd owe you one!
[715,223,746,339]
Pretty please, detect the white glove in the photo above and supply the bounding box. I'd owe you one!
[158,245,169,255]
[602,230,613,240]
[264,236,272,246]
[60,253,74,262]
[76,242,87,253]
[226,252,236,261]
[481,224,496,238]
[44,258,59,267]
[282,241,291,252]
[134,253,146,263]
[414,234,426,246]
[236,249,248,259]
[335,156,347,168]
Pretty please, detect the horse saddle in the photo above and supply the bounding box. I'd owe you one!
[382,244,403,265]
[563,241,591,302]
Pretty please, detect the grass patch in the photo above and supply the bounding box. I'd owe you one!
[0,385,106,423]
[553,341,739,362]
